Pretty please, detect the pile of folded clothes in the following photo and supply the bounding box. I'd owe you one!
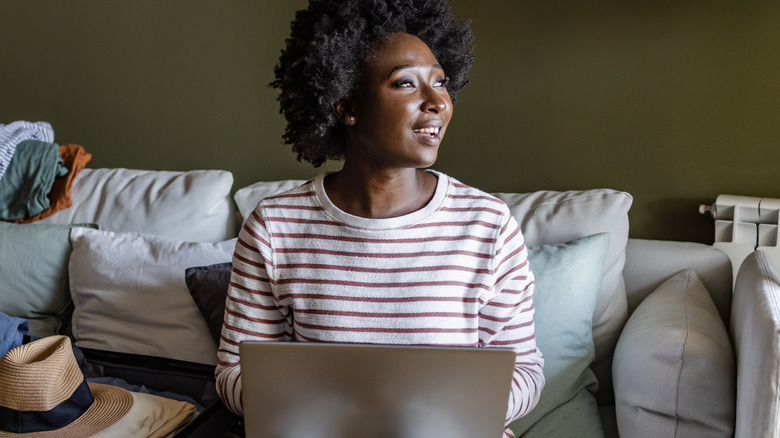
[0,120,91,223]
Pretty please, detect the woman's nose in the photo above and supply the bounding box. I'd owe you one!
[420,86,449,113]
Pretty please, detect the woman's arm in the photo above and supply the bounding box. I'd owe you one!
[479,214,545,424]
[215,208,293,416]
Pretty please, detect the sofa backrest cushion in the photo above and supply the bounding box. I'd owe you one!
[37,168,236,242]
[624,238,733,325]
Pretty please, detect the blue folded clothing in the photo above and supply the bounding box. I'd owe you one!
[0,312,28,358]
[0,140,67,220]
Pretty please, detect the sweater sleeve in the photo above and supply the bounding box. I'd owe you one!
[479,212,545,425]
[214,208,293,416]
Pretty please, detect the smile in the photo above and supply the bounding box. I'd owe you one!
[412,127,441,136]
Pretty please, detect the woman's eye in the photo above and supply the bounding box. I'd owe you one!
[434,76,450,87]
[394,79,415,88]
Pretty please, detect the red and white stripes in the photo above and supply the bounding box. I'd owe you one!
[215,171,544,430]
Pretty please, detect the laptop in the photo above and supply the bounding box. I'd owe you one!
[239,342,515,438]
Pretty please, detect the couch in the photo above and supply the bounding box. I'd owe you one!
[2,167,775,437]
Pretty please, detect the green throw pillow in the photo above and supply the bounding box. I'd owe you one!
[0,222,95,336]
[509,232,609,437]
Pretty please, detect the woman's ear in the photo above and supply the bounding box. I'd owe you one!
[333,100,357,126]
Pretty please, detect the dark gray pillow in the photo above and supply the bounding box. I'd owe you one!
[184,262,232,343]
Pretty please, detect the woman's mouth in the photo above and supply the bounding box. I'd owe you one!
[412,126,441,137]
[412,126,443,146]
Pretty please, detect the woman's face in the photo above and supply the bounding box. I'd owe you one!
[344,32,453,170]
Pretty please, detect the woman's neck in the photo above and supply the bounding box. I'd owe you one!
[323,165,437,219]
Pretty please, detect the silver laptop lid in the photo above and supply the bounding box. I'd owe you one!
[239,342,515,438]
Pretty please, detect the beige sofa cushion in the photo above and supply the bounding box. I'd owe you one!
[38,168,236,242]
[624,239,733,325]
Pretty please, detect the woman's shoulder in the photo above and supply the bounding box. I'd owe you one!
[247,178,319,221]
[259,178,317,204]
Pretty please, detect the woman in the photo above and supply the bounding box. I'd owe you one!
[216,1,544,435]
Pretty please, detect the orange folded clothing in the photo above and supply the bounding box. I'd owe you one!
[11,144,92,224]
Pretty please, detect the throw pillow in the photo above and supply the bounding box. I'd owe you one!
[37,168,236,242]
[0,222,96,336]
[731,250,780,438]
[508,232,609,437]
[613,269,735,438]
[68,227,236,365]
[185,262,232,343]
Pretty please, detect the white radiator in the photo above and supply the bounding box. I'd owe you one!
[700,194,780,282]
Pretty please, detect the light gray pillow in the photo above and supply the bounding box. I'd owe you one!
[38,168,236,242]
[68,227,236,365]
[731,250,780,438]
[613,269,735,437]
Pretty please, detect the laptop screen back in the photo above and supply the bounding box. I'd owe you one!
[239,342,515,438]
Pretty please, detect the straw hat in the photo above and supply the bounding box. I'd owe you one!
[0,336,133,437]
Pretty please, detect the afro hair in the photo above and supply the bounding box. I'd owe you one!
[271,0,474,167]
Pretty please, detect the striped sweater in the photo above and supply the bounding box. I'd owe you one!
[215,171,544,433]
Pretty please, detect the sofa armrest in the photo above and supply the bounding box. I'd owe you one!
[731,250,780,438]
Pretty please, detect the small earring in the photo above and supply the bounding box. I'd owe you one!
[348,116,355,123]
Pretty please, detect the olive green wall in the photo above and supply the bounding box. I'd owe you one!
[2,1,779,243]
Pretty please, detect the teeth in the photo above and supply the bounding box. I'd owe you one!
[413,127,440,135]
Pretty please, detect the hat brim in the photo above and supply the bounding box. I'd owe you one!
[0,383,133,437]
